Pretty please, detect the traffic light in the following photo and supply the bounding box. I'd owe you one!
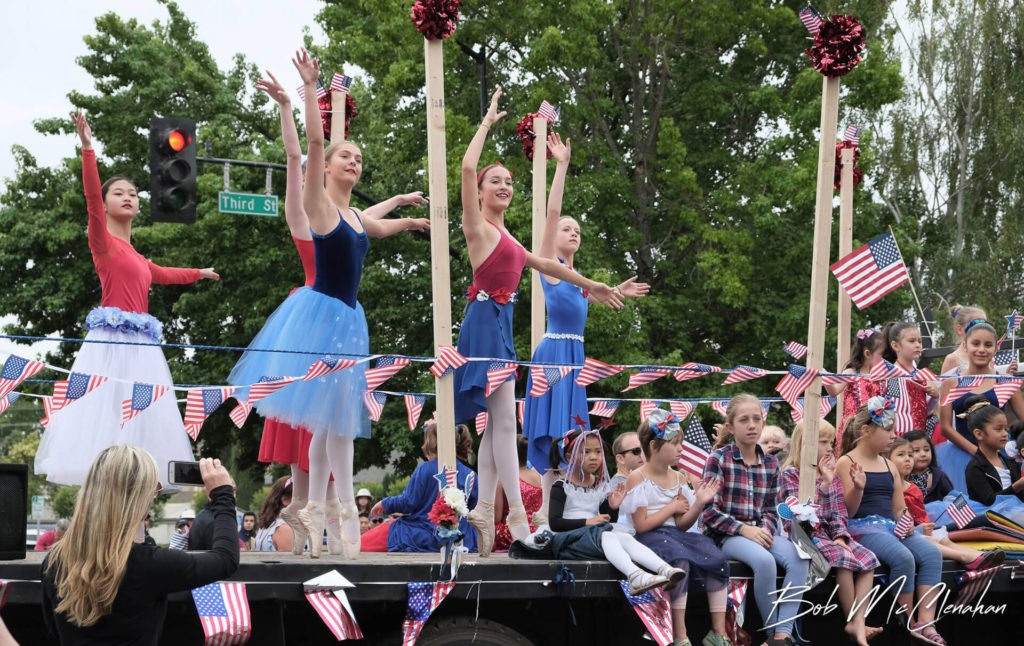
[149,117,197,223]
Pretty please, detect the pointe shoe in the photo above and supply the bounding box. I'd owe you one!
[297,500,326,559]
[531,510,548,528]
[467,501,496,557]
[657,564,687,591]
[339,500,361,559]
[280,498,309,556]
[325,498,343,556]
[627,569,670,596]
[507,504,531,540]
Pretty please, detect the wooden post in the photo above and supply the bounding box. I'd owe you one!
[530,117,548,353]
[423,38,456,470]
[798,76,841,501]
[331,91,347,142]
[836,147,855,421]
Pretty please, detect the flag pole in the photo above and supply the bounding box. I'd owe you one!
[331,91,346,142]
[423,38,456,470]
[530,116,548,354]
[887,225,933,343]
[836,146,855,419]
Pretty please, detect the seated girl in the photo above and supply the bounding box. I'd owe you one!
[903,430,953,504]
[963,396,1024,505]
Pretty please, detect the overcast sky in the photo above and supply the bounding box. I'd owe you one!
[0,0,325,358]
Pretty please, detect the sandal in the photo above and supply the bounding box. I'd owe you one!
[909,622,946,646]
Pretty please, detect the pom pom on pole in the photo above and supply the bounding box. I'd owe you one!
[411,0,461,40]
[833,141,862,190]
[801,5,867,78]
[321,92,358,142]
[516,113,553,161]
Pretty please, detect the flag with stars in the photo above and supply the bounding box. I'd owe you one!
[775,365,819,409]
[304,356,358,381]
[946,493,977,529]
[296,78,329,101]
[330,72,353,93]
[365,356,411,391]
[995,350,1017,368]
[1007,310,1024,332]
[674,363,722,382]
[305,589,362,641]
[537,100,559,123]
[576,357,625,386]
[639,400,660,422]
[191,582,251,646]
[434,465,458,491]
[955,565,1000,606]
[941,376,987,406]
[0,355,46,398]
[184,387,238,440]
[248,376,299,404]
[722,365,768,385]
[589,399,620,418]
[0,392,20,416]
[799,4,824,35]
[485,361,518,396]
[885,378,914,435]
[669,401,694,420]
[430,345,468,378]
[364,391,387,421]
[910,367,938,387]
[618,580,673,646]
[830,232,910,310]
[789,396,837,423]
[821,372,858,387]
[121,383,171,426]
[529,366,574,397]
[475,411,488,435]
[992,377,1023,407]
[57,372,109,409]
[843,125,862,145]
[678,415,712,478]
[404,394,426,430]
[783,341,808,360]
[40,383,66,428]
[402,582,455,646]
[726,579,751,645]
[623,368,672,392]
[869,359,903,381]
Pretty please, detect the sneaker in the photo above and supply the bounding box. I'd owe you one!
[701,632,733,646]
[627,569,670,595]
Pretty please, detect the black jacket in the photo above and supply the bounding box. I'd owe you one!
[965,450,1024,506]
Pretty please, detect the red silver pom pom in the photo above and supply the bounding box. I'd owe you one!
[806,14,867,78]
[516,112,553,161]
[833,141,862,190]
[321,93,359,142]
[411,0,461,40]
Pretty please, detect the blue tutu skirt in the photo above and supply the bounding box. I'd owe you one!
[934,441,972,494]
[523,337,588,472]
[636,526,730,582]
[228,287,370,438]
[453,298,516,422]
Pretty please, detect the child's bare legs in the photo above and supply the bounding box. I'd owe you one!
[933,537,981,564]
[836,569,869,646]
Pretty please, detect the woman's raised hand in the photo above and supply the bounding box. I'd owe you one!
[548,132,571,164]
[256,70,291,105]
[291,48,320,85]
[482,87,506,127]
[72,112,93,149]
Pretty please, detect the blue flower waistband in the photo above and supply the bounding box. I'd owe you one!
[85,307,163,342]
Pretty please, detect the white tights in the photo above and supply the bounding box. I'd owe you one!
[307,433,356,536]
[475,380,530,539]
[600,531,667,578]
[288,462,335,503]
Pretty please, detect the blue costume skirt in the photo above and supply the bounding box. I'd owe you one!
[636,526,730,582]
[228,287,370,438]
[523,336,588,472]
[453,298,516,422]
[934,441,972,494]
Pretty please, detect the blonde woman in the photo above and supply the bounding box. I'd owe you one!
[42,448,238,643]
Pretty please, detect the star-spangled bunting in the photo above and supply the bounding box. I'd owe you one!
[184,387,238,440]
[674,363,722,382]
[305,589,362,641]
[576,357,625,386]
[537,100,560,123]
[529,366,574,397]
[430,346,467,378]
[830,232,910,310]
[955,566,1000,606]
[475,411,488,435]
[668,401,695,420]
[0,392,20,416]
[404,394,426,430]
[330,72,353,94]
[775,365,819,409]
[821,372,859,387]
[618,580,673,646]
[843,125,862,145]
[945,493,977,529]
[941,376,987,406]
[248,376,299,404]
[365,356,412,391]
[722,365,768,385]
[485,361,518,396]
[678,415,712,479]
[121,383,170,426]
[56,372,108,409]
[995,350,1017,367]
[304,356,358,381]
[364,391,387,421]
[894,509,914,539]
[623,368,672,391]
[590,399,620,418]
[402,582,455,646]
[434,465,458,491]
[910,367,938,386]
[789,396,837,423]
[711,400,728,418]
[0,355,46,398]
[39,389,63,429]
[992,377,1023,407]
[639,400,660,422]
[191,582,251,646]
[783,341,808,360]
[228,401,251,429]
[799,4,824,35]
[1006,310,1023,332]
[869,359,903,381]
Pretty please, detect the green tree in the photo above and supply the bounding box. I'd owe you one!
[50,486,80,520]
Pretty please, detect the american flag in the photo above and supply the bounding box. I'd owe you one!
[229,400,252,428]
[894,509,914,538]
[296,78,328,101]
[617,580,673,646]
[304,356,358,381]
[49,380,69,413]
[789,396,837,423]
[464,471,476,498]
[669,401,694,420]
[248,376,299,404]
[39,390,62,429]
[623,368,672,391]
[993,377,1023,407]
[402,582,455,646]
[404,394,426,430]
[0,392,20,416]
[184,387,237,440]
[955,565,1000,606]
[121,383,170,426]
[674,363,722,382]
[678,415,712,478]
[1007,310,1024,332]
[830,233,910,310]
[0,355,46,398]
[885,378,913,435]
[843,125,862,145]
[722,365,768,385]
[995,350,1017,367]
[191,582,251,646]
[941,376,987,406]
[910,367,938,385]
[330,72,353,94]
[305,589,362,640]
[799,4,824,35]
[784,341,808,360]
[711,400,728,418]
[537,100,559,123]
[946,493,977,529]
[821,373,858,387]
[430,345,468,378]
[726,579,750,645]
[56,372,108,409]
[529,366,574,397]
[639,400,660,422]
[434,464,458,491]
[869,359,903,381]
[363,391,387,421]
[485,361,518,396]
[576,357,625,386]
[365,356,411,391]
[475,411,488,435]
[589,399,620,418]
[775,365,819,409]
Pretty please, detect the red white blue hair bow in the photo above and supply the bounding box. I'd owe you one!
[867,396,895,428]
[647,408,681,441]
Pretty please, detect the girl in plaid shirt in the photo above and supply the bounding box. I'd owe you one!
[700,394,809,646]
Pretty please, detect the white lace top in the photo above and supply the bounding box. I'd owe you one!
[560,480,612,519]
[617,475,696,534]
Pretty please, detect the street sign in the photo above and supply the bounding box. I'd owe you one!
[31,495,44,518]
[218,191,278,217]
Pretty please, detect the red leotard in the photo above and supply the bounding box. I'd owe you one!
[473,221,527,293]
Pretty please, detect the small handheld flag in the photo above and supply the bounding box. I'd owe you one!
[191,582,251,646]
[537,100,559,123]
[330,72,353,94]
[843,125,862,145]
[799,4,825,35]
[677,415,712,478]
[955,566,1000,606]
[945,493,977,529]
[894,509,914,538]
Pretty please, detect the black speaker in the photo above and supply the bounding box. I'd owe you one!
[0,463,27,560]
